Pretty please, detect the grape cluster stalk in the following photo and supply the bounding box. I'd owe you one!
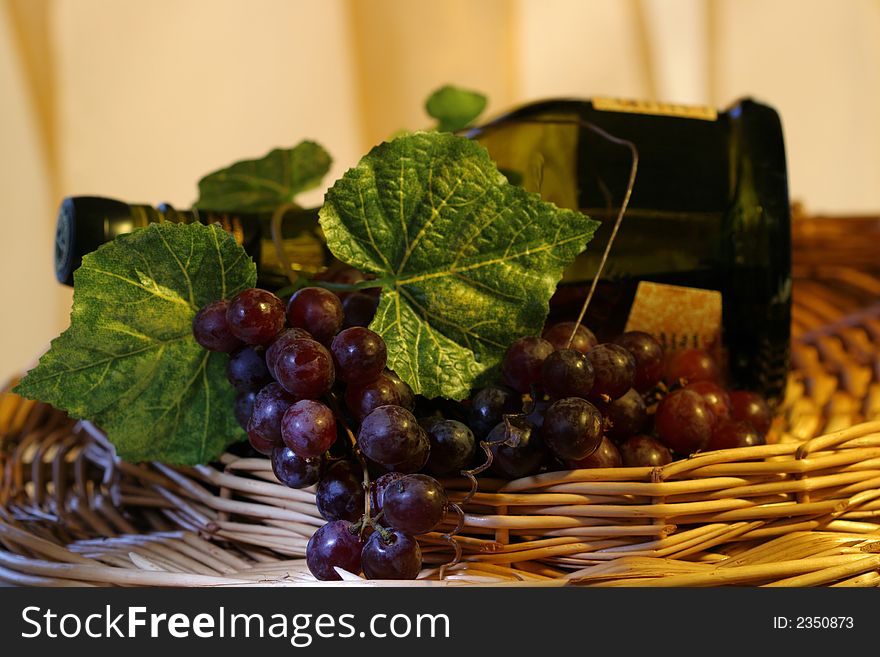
[193,267,772,581]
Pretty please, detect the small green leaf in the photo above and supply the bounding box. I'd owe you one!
[15,223,256,464]
[195,140,332,212]
[319,132,599,399]
[425,85,488,132]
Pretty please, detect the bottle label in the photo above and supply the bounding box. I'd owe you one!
[624,281,722,352]
[593,97,717,121]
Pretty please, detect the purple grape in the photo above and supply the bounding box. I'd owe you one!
[361,529,421,580]
[599,388,647,441]
[542,397,604,460]
[369,471,405,523]
[315,460,365,522]
[425,419,476,476]
[274,338,335,399]
[565,435,622,469]
[501,336,554,393]
[707,419,765,451]
[342,292,380,328]
[686,381,731,427]
[620,435,672,467]
[306,520,364,581]
[271,445,322,488]
[331,327,387,385]
[192,299,242,352]
[226,288,286,346]
[344,373,401,421]
[542,322,598,354]
[655,388,714,455]
[586,343,636,402]
[729,391,772,434]
[227,345,272,391]
[664,348,720,386]
[247,382,298,453]
[384,370,415,411]
[357,406,429,473]
[541,349,595,399]
[468,385,521,439]
[265,328,312,379]
[487,419,546,479]
[613,331,664,392]
[281,399,337,459]
[382,474,448,535]
[286,286,344,344]
[234,389,256,430]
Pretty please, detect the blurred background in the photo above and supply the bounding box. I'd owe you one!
[1,0,879,382]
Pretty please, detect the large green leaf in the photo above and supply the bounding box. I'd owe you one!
[15,223,256,464]
[195,140,331,212]
[425,85,487,132]
[319,131,599,399]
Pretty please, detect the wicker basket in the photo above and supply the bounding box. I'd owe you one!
[1,213,879,587]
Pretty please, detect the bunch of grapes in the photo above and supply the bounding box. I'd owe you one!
[192,271,460,581]
[487,325,772,472]
[193,270,772,581]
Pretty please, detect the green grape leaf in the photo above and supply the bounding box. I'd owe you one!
[195,140,332,212]
[15,223,256,465]
[425,85,488,132]
[319,132,599,399]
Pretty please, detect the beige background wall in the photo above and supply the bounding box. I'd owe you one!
[2,0,879,382]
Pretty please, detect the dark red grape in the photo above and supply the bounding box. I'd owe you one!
[382,474,448,535]
[501,336,554,393]
[226,345,272,391]
[226,288,285,346]
[613,331,664,392]
[357,405,430,472]
[331,327,387,385]
[234,389,256,430]
[487,419,547,479]
[467,385,521,439]
[586,343,636,401]
[542,322,598,353]
[543,397,604,460]
[274,338,335,399]
[342,292,380,328]
[620,434,672,467]
[329,267,365,298]
[729,390,772,434]
[565,435,622,469]
[306,520,364,581]
[706,419,765,451]
[385,370,415,411]
[280,399,337,459]
[192,299,242,352]
[685,381,731,427]
[599,388,647,441]
[265,328,312,379]
[655,388,714,455]
[271,445,321,488]
[345,373,401,421]
[286,287,344,344]
[316,460,365,522]
[664,348,720,386]
[541,349,594,399]
[361,529,421,580]
[425,419,476,476]
[247,382,298,453]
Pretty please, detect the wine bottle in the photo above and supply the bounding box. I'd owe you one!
[53,96,791,403]
[468,97,791,404]
[54,196,329,290]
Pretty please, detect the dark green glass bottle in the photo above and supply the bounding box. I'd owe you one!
[468,97,791,404]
